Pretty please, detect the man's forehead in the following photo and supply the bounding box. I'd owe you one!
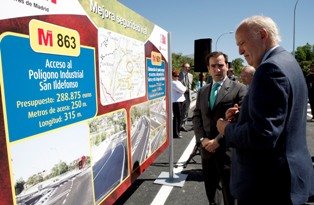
[210,56,225,63]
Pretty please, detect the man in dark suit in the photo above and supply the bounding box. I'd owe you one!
[217,15,314,205]
[193,51,247,205]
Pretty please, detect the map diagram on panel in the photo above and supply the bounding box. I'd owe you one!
[98,28,146,106]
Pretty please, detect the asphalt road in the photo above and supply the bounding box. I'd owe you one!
[94,143,126,203]
[115,104,314,205]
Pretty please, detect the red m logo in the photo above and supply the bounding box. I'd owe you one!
[38,28,53,47]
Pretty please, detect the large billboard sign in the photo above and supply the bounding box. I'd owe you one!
[0,0,170,204]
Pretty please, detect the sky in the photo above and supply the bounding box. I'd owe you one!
[11,123,90,181]
[118,0,314,63]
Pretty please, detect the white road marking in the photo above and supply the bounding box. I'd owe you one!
[151,137,197,205]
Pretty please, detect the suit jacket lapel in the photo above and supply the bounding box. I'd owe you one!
[214,78,231,107]
[203,84,211,109]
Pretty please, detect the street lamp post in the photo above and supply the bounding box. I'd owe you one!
[215,31,234,51]
[293,0,300,57]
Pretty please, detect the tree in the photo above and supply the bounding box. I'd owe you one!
[51,161,69,177]
[171,53,196,89]
[58,161,69,174]
[171,53,193,71]
[27,173,44,186]
[171,53,246,88]
[231,58,245,76]
[295,43,314,75]
[15,178,25,195]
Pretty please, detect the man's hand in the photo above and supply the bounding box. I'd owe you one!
[201,138,220,153]
[217,118,229,135]
[225,104,240,122]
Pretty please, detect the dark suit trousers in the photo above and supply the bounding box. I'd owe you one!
[236,159,292,205]
[202,152,234,204]
[172,102,183,138]
[181,92,190,125]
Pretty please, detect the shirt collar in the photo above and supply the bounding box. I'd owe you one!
[262,45,279,62]
[213,76,227,86]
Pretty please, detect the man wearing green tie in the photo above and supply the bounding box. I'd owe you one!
[209,82,221,109]
[193,51,247,205]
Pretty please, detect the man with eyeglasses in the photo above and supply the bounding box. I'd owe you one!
[179,62,193,132]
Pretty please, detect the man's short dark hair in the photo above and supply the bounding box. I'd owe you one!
[205,51,228,66]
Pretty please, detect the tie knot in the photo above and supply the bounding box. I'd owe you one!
[212,83,220,91]
[209,83,220,109]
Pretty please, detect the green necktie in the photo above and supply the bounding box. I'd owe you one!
[209,83,220,109]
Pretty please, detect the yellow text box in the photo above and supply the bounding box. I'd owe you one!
[29,19,80,56]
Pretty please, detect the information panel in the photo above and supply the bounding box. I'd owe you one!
[1,33,96,142]
[0,0,170,205]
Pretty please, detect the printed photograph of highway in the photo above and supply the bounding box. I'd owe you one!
[11,123,93,205]
[130,97,167,170]
[89,110,128,204]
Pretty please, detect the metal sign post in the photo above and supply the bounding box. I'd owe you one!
[154,32,188,187]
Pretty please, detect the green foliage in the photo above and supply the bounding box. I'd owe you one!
[295,43,314,75]
[26,173,44,186]
[171,53,193,71]
[171,53,197,89]
[58,162,69,174]
[231,58,245,76]
[14,178,25,195]
[51,161,69,177]
[171,53,247,87]
[171,44,314,86]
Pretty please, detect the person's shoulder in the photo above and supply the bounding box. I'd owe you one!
[233,80,245,87]
[226,78,246,90]
[172,80,180,85]
[225,78,239,85]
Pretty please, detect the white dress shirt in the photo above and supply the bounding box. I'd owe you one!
[172,80,186,103]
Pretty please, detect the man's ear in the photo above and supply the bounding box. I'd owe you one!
[260,28,268,41]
